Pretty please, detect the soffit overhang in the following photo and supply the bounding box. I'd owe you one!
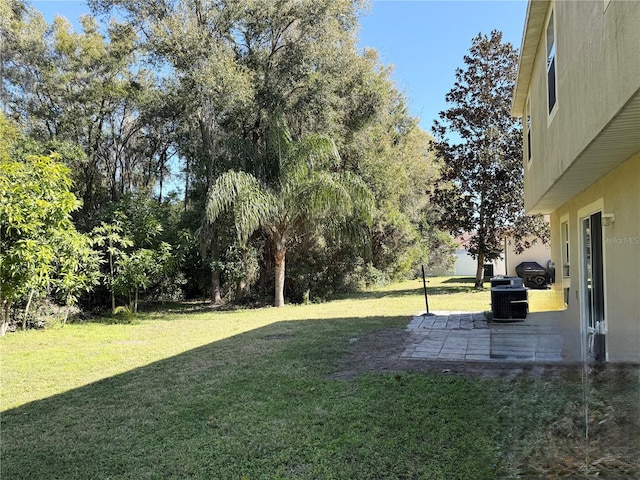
[527,88,640,214]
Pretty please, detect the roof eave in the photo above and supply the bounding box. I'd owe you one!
[511,0,551,117]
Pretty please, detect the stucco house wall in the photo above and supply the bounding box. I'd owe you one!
[550,151,640,362]
[453,249,505,277]
[519,0,640,214]
[512,0,640,363]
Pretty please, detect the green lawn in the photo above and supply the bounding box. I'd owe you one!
[1,277,636,479]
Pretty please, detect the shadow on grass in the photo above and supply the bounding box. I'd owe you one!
[71,300,271,326]
[442,277,477,284]
[4,313,639,479]
[1,314,513,479]
[342,283,482,301]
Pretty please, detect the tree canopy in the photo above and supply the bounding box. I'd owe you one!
[431,30,548,288]
[1,0,452,329]
[206,128,373,306]
[0,114,98,334]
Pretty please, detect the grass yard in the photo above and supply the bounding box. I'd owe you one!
[1,277,638,479]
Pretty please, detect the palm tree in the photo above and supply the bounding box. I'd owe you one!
[206,133,373,307]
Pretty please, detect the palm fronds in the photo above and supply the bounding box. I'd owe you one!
[206,170,275,243]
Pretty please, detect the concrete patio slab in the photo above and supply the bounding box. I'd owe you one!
[402,310,576,363]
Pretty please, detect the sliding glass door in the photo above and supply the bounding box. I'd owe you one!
[582,212,606,362]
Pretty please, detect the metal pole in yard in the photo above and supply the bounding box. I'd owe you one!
[421,264,430,315]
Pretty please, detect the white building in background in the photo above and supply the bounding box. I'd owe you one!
[453,233,551,278]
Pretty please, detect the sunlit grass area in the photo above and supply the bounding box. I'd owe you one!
[2,277,635,479]
[3,280,418,411]
[1,277,564,411]
[375,276,565,314]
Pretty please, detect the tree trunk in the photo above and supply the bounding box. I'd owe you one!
[236,280,247,302]
[109,242,116,314]
[1,302,10,336]
[274,237,286,307]
[209,232,223,305]
[63,296,71,326]
[22,288,35,331]
[134,288,139,314]
[475,253,486,289]
[211,270,222,304]
[158,150,165,203]
[184,157,190,212]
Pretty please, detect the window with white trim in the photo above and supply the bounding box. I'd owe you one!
[546,9,557,114]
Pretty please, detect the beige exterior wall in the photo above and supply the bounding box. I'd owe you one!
[524,0,640,212]
[516,0,640,363]
[549,151,640,362]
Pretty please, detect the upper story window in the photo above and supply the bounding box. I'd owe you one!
[525,98,532,163]
[546,9,557,115]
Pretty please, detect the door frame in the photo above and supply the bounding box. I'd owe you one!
[578,199,608,362]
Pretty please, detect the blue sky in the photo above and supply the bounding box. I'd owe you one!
[32,0,528,133]
[358,1,527,130]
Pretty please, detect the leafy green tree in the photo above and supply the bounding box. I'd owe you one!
[0,0,28,108]
[219,243,260,302]
[92,195,181,312]
[2,5,169,226]
[92,222,133,314]
[3,0,455,306]
[89,0,376,303]
[109,193,164,248]
[51,228,102,324]
[431,30,548,288]
[206,132,373,307]
[0,115,92,333]
[112,243,172,313]
[339,51,447,281]
[113,193,186,305]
